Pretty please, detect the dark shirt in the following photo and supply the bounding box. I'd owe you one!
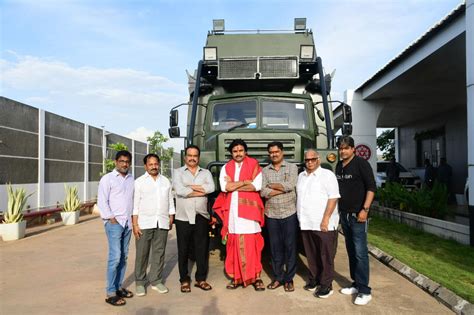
[336,155,376,213]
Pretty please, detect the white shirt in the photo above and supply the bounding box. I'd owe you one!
[133,173,176,230]
[219,161,262,234]
[297,167,340,231]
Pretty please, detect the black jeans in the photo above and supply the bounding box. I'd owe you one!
[266,213,298,283]
[175,214,210,283]
[340,212,371,294]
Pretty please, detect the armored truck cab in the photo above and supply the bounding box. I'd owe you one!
[169,19,351,176]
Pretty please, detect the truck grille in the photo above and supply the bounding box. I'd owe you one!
[218,56,298,80]
[259,57,298,78]
[218,134,300,162]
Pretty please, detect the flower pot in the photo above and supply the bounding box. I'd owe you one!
[1,221,27,241]
[61,211,80,225]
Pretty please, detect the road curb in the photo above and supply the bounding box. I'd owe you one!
[368,244,473,315]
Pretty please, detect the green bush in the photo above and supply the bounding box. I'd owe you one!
[377,181,451,219]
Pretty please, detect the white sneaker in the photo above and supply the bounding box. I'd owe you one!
[354,293,372,305]
[135,285,146,297]
[340,286,358,295]
[151,283,169,294]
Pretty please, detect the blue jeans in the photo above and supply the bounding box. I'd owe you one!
[340,212,371,294]
[266,213,298,283]
[104,221,132,296]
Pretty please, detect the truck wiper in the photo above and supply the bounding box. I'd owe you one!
[226,122,250,132]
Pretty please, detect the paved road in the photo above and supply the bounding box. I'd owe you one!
[0,215,452,314]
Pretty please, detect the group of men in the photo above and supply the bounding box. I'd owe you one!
[98,136,376,307]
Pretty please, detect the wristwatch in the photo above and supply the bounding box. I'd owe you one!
[362,207,370,213]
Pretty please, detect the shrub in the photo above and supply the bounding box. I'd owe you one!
[376,181,451,219]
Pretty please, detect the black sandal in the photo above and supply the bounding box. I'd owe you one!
[116,288,134,298]
[253,279,265,291]
[267,280,282,290]
[105,295,126,306]
[226,281,240,290]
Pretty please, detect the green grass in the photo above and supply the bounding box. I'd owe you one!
[368,215,474,303]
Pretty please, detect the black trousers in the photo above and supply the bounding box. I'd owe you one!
[302,229,338,288]
[175,214,210,283]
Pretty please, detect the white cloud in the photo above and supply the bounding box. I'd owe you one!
[126,126,153,143]
[0,53,188,138]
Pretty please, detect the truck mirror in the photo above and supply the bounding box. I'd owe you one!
[170,109,179,127]
[342,123,352,136]
[342,104,352,123]
[168,126,180,138]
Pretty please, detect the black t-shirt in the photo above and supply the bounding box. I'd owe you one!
[336,155,376,213]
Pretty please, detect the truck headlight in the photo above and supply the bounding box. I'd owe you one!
[204,47,218,61]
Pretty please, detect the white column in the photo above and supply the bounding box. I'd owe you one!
[466,0,474,246]
[394,127,400,162]
[348,91,384,173]
[84,124,89,201]
[132,140,135,177]
[37,109,45,208]
[102,127,107,175]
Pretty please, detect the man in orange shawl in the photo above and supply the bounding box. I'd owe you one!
[213,139,266,291]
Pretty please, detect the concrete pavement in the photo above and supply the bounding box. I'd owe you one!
[0,215,452,314]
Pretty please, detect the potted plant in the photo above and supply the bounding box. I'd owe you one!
[2,184,33,241]
[60,185,81,225]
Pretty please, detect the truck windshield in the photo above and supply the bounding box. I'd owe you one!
[211,100,257,131]
[262,100,307,129]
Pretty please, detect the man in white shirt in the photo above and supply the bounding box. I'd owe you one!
[132,153,175,296]
[297,149,340,299]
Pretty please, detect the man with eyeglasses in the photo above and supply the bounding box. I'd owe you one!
[296,149,340,299]
[335,136,376,306]
[261,141,298,292]
[98,150,135,306]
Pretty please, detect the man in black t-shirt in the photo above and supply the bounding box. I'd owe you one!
[335,136,376,306]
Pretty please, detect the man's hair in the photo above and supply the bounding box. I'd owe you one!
[228,139,248,153]
[185,145,201,156]
[267,141,283,151]
[143,153,160,164]
[337,136,355,148]
[115,150,132,161]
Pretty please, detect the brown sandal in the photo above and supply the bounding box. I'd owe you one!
[267,280,282,290]
[226,281,240,290]
[180,282,191,293]
[253,279,265,291]
[194,281,212,291]
[284,281,295,292]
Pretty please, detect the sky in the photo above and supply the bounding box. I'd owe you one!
[0,0,462,150]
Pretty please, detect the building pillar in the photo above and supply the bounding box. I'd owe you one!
[84,124,89,202]
[347,90,384,173]
[466,0,474,246]
[132,140,135,177]
[37,109,45,208]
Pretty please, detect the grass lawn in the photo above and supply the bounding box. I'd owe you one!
[368,215,474,303]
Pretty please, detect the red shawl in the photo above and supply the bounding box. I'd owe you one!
[213,156,265,239]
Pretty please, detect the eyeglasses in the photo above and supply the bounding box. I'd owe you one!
[304,157,320,163]
[117,160,131,164]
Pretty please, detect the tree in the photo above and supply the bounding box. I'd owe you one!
[377,129,395,161]
[147,131,174,162]
[147,131,174,178]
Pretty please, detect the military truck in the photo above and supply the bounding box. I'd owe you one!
[168,18,351,178]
